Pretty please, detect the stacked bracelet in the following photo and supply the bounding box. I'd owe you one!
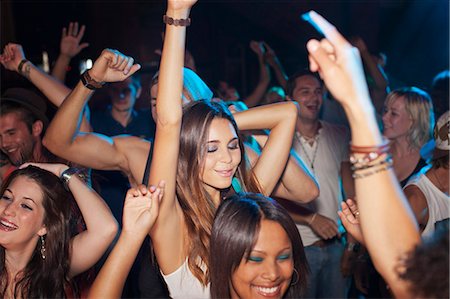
[163,15,191,26]
[18,59,29,75]
[350,139,393,179]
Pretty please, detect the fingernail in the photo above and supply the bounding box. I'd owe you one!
[301,11,312,22]
[307,40,319,52]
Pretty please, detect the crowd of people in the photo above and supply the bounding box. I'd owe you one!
[0,1,448,298]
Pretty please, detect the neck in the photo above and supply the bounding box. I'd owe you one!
[390,137,418,157]
[32,140,45,163]
[111,107,133,127]
[296,117,320,138]
[5,243,37,277]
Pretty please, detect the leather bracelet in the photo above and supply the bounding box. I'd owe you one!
[163,15,191,26]
[350,138,390,153]
[18,59,29,74]
[81,70,105,90]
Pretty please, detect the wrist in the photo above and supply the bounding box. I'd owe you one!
[17,59,30,74]
[165,8,190,19]
[58,53,72,61]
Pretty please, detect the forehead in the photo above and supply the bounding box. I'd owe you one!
[294,75,321,89]
[386,96,407,110]
[7,175,44,204]
[207,118,238,141]
[0,112,27,130]
[253,219,291,252]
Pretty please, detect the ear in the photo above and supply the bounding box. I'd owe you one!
[32,120,44,137]
[136,85,142,98]
[37,225,47,237]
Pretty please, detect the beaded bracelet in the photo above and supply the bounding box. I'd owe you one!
[163,15,191,26]
[352,162,393,179]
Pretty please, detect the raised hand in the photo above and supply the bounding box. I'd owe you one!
[263,42,278,67]
[304,11,371,110]
[60,22,89,58]
[309,213,339,240]
[88,49,141,83]
[0,43,26,71]
[249,40,265,57]
[20,162,69,177]
[338,199,364,244]
[167,0,198,12]
[122,181,164,237]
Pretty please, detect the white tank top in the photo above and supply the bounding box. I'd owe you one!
[162,260,210,299]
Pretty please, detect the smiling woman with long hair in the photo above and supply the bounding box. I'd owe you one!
[0,164,117,298]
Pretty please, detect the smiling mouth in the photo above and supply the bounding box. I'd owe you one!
[252,284,282,297]
[0,219,18,231]
[215,169,234,177]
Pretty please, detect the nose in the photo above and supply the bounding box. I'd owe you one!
[262,260,281,281]
[220,148,233,164]
[3,202,16,217]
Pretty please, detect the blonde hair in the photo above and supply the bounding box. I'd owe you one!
[385,87,434,149]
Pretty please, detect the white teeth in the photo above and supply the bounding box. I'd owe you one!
[0,220,17,229]
[255,285,279,294]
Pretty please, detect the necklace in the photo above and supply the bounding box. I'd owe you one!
[431,168,448,194]
[295,131,319,172]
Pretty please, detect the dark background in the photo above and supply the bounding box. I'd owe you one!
[1,0,449,108]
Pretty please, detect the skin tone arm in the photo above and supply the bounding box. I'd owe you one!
[352,37,389,114]
[251,134,319,203]
[42,50,145,178]
[0,43,91,132]
[88,183,163,299]
[306,11,419,297]
[21,162,118,277]
[148,0,196,275]
[234,101,298,196]
[244,41,271,108]
[264,42,288,90]
[52,22,89,82]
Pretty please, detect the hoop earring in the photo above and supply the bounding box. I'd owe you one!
[40,235,46,260]
[291,268,299,286]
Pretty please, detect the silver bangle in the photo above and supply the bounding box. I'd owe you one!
[60,167,80,190]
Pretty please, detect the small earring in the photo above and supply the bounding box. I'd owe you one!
[40,235,46,260]
[291,268,299,286]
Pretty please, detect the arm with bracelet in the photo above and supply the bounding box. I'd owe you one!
[0,43,91,132]
[21,162,118,277]
[304,11,420,298]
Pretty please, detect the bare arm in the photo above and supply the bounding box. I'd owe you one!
[306,11,419,297]
[403,184,428,232]
[252,134,319,202]
[43,49,142,173]
[52,22,89,82]
[244,41,271,108]
[148,0,196,275]
[22,162,118,277]
[341,161,355,199]
[234,101,297,196]
[88,184,162,299]
[264,42,288,90]
[0,43,91,132]
[352,37,389,114]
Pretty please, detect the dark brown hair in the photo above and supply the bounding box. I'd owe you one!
[0,166,74,298]
[210,192,308,298]
[176,100,261,286]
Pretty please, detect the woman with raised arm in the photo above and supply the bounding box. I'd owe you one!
[148,0,297,298]
[0,163,117,298]
[303,11,444,298]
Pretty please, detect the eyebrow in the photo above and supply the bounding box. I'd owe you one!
[251,246,292,254]
[4,188,36,204]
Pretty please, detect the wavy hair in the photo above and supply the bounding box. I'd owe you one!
[0,166,74,298]
[384,87,434,149]
[176,100,261,286]
[210,192,309,298]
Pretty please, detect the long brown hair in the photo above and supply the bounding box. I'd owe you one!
[0,166,75,298]
[176,100,261,286]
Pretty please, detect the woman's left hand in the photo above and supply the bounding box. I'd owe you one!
[20,162,69,177]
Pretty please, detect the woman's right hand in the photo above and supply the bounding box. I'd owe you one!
[122,181,165,237]
[0,43,26,72]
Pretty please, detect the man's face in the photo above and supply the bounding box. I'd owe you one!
[108,78,140,113]
[0,113,37,166]
[289,75,323,122]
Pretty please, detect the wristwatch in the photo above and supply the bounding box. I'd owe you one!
[60,167,81,190]
[80,70,105,90]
